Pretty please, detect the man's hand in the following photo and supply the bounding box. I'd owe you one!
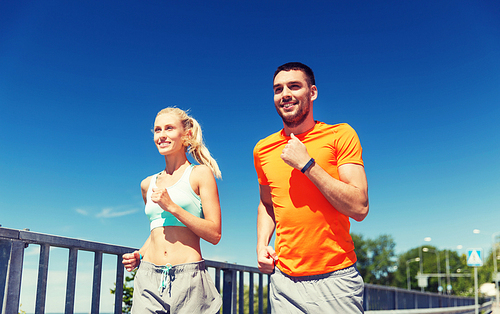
[280,133,311,170]
[122,251,141,272]
[257,246,278,274]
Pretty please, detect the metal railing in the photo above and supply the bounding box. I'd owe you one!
[0,227,270,314]
[364,283,476,310]
[1,227,485,314]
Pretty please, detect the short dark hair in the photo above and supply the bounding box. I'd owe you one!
[273,62,315,87]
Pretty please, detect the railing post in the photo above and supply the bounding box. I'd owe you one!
[0,239,12,314]
[65,248,78,314]
[114,254,124,314]
[267,274,271,314]
[238,271,244,314]
[249,273,254,314]
[258,273,263,314]
[223,268,237,314]
[91,251,103,314]
[3,240,25,314]
[35,243,50,314]
[394,287,398,309]
[214,267,221,314]
[364,285,369,311]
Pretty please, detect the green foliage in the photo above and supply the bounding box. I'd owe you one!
[391,245,499,296]
[238,284,268,314]
[352,233,397,286]
[352,233,500,297]
[110,269,136,313]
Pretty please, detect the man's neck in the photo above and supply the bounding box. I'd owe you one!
[283,118,316,136]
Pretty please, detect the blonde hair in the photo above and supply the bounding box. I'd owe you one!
[156,107,222,179]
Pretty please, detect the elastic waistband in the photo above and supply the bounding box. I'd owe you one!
[277,264,358,281]
[140,260,206,274]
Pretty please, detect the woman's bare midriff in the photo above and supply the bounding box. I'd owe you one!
[144,226,202,266]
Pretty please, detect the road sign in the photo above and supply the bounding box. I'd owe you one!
[467,249,483,267]
[416,273,429,288]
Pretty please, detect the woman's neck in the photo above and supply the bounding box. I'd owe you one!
[163,154,190,175]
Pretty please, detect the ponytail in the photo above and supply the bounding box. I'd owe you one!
[156,108,222,179]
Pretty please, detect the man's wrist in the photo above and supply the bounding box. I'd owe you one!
[301,158,315,173]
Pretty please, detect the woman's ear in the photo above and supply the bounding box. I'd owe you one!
[183,129,193,147]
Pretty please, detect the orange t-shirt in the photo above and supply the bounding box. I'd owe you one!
[253,122,364,276]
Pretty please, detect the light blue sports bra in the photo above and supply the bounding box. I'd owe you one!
[145,164,203,230]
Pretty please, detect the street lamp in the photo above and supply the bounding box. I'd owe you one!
[419,237,432,291]
[423,247,442,293]
[406,257,420,290]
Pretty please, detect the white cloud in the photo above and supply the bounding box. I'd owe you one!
[75,208,89,216]
[96,207,138,218]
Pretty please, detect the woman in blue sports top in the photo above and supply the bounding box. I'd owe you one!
[122,107,222,314]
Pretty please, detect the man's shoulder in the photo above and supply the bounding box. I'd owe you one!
[254,129,284,149]
[314,121,357,137]
[316,121,353,130]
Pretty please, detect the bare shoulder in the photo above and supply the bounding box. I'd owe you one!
[191,164,215,180]
[140,176,153,193]
[140,175,153,203]
[191,165,217,194]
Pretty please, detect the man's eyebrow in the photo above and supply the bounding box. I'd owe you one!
[273,81,302,88]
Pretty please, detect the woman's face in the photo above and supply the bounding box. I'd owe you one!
[153,113,188,156]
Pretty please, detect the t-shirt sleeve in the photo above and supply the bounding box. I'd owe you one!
[253,142,269,185]
[335,124,364,167]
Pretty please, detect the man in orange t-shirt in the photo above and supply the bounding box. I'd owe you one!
[254,62,369,313]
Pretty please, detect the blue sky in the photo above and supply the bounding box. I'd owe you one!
[1,1,500,312]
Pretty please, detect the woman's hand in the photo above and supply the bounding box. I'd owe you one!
[122,251,141,272]
[151,187,175,212]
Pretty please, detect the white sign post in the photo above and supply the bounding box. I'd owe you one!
[468,249,483,314]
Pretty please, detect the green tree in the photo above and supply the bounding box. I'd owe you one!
[111,269,136,313]
[352,233,397,286]
[393,246,476,295]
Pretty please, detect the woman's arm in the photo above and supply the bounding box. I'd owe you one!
[122,176,153,272]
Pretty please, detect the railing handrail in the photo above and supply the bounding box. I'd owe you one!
[0,227,133,254]
[0,226,270,314]
[364,283,475,300]
[0,227,483,314]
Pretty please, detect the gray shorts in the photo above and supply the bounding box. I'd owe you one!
[270,265,364,313]
[131,260,222,314]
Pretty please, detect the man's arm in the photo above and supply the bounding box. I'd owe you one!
[281,133,369,222]
[307,163,368,222]
[256,184,278,273]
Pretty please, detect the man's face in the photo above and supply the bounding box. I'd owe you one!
[273,70,317,128]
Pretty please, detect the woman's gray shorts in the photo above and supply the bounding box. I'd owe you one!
[270,265,364,313]
[131,260,222,314]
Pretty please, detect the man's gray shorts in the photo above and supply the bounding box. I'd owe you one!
[131,260,222,314]
[270,265,364,313]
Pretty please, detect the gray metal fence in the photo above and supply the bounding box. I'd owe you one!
[364,283,476,311]
[0,227,270,314]
[1,227,483,314]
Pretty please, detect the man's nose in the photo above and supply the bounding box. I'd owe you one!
[282,86,292,98]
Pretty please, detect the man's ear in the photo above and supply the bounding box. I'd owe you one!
[310,85,318,101]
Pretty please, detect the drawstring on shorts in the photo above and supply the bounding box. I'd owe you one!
[159,263,173,295]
